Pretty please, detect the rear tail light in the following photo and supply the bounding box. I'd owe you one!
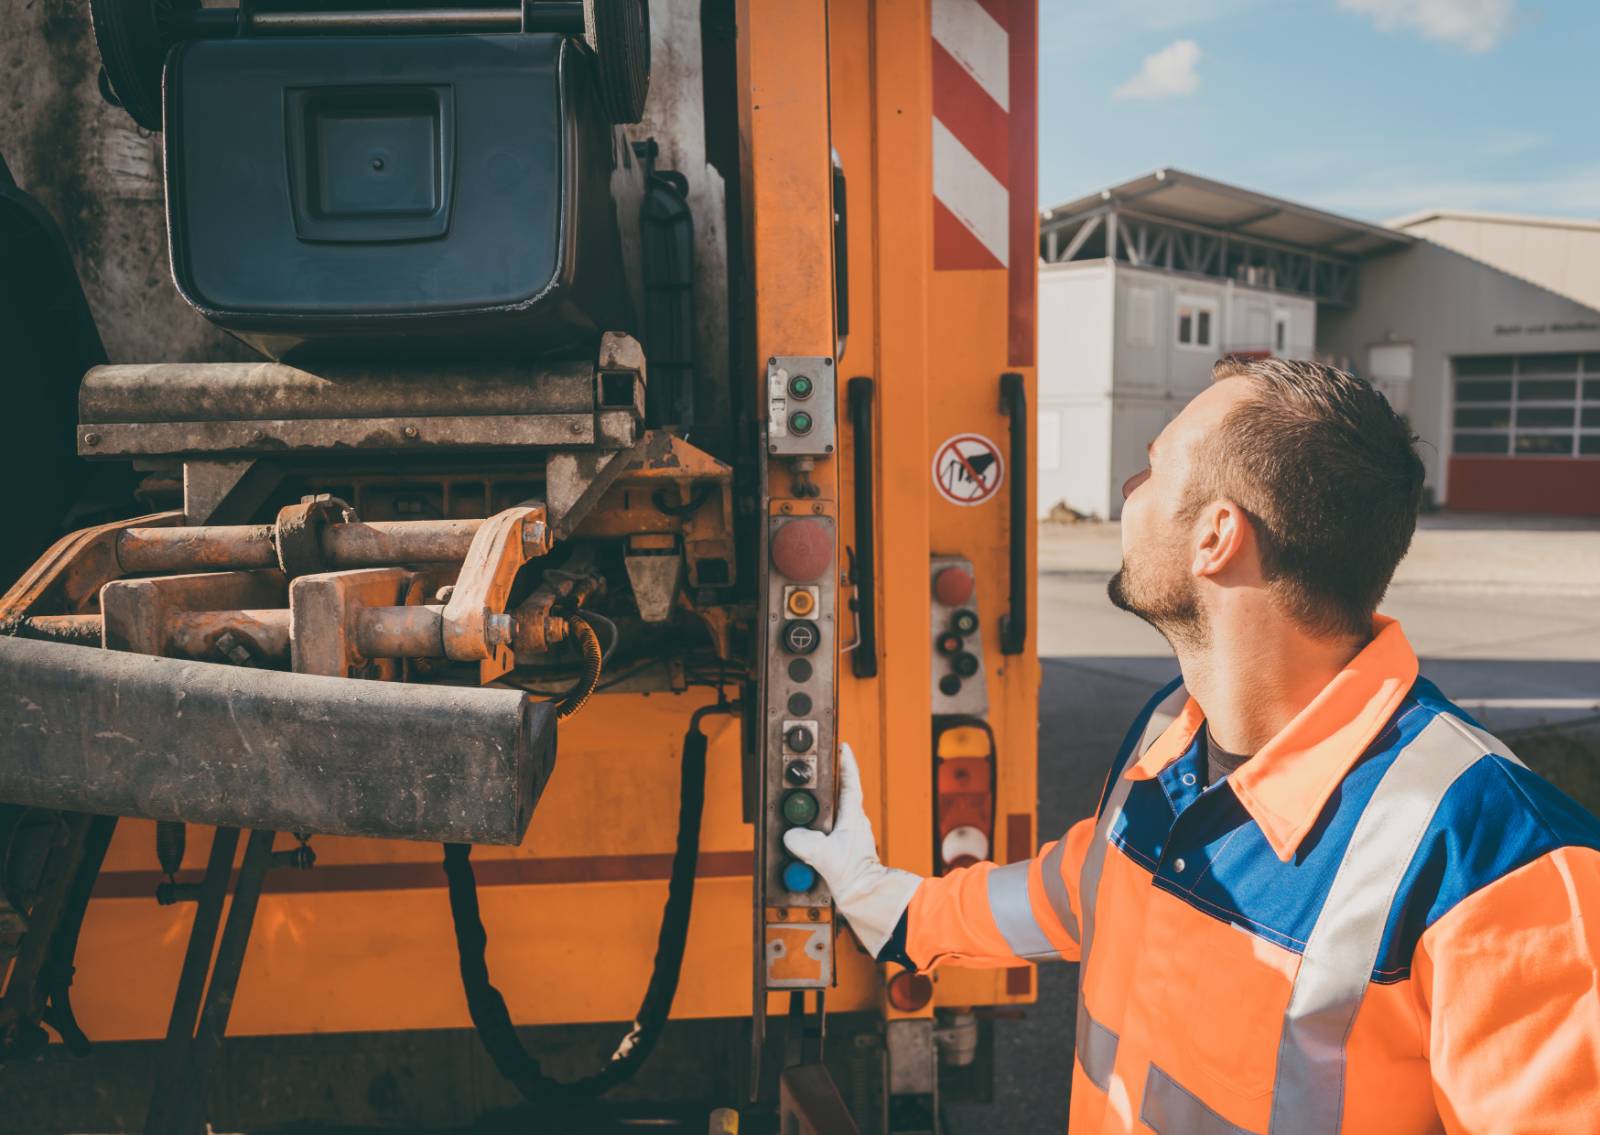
[933,720,996,874]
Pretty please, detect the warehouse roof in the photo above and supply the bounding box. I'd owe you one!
[1043,168,1414,257]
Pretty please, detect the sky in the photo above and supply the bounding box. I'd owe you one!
[1038,0,1600,223]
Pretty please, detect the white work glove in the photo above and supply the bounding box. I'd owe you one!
[782,741,923,958]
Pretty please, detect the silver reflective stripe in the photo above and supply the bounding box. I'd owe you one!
[1038,836,1080,944]
[1080,683,1187,963]
[1075,1007,1119,1092]
[1448,714,1523,766]
[1142,1064,1259,1135]
[985,859,1057,960]
[1268,712,1495,1134]
[1074,684,1187,1095]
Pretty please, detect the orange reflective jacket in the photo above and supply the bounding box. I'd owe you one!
[906,618,1600,1133]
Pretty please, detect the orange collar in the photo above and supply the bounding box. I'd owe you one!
[1125,617,1419,862]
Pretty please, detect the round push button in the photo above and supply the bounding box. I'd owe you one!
[936,632,964,657]
[770,519,834,582]
[934,566,975,607]
[938,674,962,697]
[952,651,979,678]
[782,860,817,892]
[782,620,820,654]
[781,790,819,826]
[788,374,814,399]
[790,410,814,435]
[951,609,979,635]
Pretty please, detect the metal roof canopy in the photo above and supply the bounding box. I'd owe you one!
[1044,168,1414,257]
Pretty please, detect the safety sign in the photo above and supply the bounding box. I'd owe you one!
[932,433,1005,506]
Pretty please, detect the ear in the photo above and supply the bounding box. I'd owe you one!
[1191,499,1250,579]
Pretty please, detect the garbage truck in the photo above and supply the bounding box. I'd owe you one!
[0,0,1040,1129]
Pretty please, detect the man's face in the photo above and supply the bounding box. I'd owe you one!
[1108,379,1252,645]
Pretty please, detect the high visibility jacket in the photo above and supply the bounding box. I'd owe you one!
[905,618,1600,1133]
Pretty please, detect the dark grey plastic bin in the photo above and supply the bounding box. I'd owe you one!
[164,33,636,363]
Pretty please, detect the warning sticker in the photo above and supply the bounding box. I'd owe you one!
[932,433,1005,506]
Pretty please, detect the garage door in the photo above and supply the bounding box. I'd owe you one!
[1448,352,1600,515]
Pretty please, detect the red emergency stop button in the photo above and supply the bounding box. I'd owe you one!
[771,519,833,581]
[934,566,974,607]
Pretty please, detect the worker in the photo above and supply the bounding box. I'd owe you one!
[785,356,1600,1133]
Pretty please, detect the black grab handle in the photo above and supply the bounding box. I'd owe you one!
[999,372,1027,656]
[848,377,878,678]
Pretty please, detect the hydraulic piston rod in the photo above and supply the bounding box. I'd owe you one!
[115,518,485,574]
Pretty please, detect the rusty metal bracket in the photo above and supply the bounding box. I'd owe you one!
[441,505,551,683]
[274,495,356,578]
[0,511,183,621]
[289,567,417,678]
[101,571,288,658]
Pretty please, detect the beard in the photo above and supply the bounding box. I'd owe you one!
[1108,559,1207,648]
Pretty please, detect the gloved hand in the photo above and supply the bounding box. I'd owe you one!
[782,741,922,958]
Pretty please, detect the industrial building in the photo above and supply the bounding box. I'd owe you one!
[1038,169,1600,518]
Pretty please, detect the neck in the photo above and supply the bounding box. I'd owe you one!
[1175,610,1368,755]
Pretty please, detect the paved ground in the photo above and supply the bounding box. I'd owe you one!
[947,513,1600,1133]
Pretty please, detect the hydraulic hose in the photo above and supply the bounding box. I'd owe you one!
[555,614,605,720]
[442,699,739,1111]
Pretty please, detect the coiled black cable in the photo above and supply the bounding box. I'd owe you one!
[441,699,739,1112]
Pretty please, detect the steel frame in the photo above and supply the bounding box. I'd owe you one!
[1041,203,1360,307]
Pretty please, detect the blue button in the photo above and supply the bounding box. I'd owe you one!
[782,860,817,893]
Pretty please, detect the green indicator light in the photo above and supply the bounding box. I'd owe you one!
[790,410,814,435]
[789,374,814,399]
[782,789,819,826]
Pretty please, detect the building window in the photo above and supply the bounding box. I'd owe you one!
[1451,352,1600,459]
[1176,299,1215,349]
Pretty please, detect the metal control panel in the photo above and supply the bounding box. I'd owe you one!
[930,555,989,716]
[766,356,837,458]
[761,511,837,989]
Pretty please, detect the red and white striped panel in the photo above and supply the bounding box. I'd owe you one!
[931,0,1037,364]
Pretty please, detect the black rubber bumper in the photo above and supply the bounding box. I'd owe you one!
[0,636,555,845]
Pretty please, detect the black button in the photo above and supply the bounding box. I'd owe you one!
[787,692,813,716]
[938,674,962,696]
[936,632,964,656]
[788,658,813,682]
[785,724,815,752]
[782,620,820,654]
[951,609,979,635]
[952,651,979,677]
[785,759,814,785]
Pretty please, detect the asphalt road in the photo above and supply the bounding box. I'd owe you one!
[947,515,1600,1133]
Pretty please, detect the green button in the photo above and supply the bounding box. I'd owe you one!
[789,374,814,399]
[790,410,814,435]
[782,789,819,826]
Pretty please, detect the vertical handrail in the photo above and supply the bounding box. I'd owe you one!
[999,373,1027,655]
[847,377,878,678]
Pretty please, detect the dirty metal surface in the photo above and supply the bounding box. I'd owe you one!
[78,360,597,421]
[0,636,556,845]
[290,568,416,678]
[81,413,603,457]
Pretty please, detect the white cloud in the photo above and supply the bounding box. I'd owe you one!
[1112,39,1202,102]
[1339,0,1517,53]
